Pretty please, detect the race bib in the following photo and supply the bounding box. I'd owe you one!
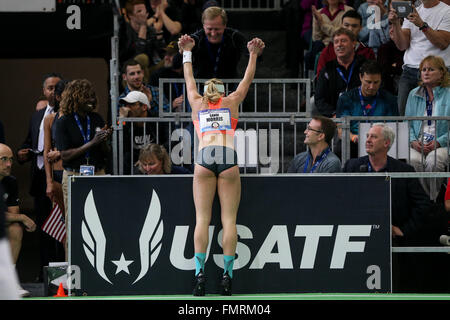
[80,165,95,176]
[198,108,232,133]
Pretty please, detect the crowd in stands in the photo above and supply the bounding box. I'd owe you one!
[1,0,450,297]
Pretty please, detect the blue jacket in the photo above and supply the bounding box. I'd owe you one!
[405,86,450,149]
[336,87,398,134]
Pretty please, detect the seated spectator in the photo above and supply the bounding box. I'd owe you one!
[190,6,260,79]
[336,60,398,158]
[133,143,192,174]
[343,123,431,292]
[388,0,450,116]
[0,143,36,297]
[343,123,430,240]
[118,59,170,116]
[147,0,183,43]
[119,91,169,174]
[316,10,375,78]
[287,116,341,173]
[119,0,166,83]
[405,55,450,201]
[305,0,352,71]
[315,28,367,118]
[55,79,113,240]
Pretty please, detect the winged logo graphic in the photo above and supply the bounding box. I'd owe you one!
[81,189,163,285]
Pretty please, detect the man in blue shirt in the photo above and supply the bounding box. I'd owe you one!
[337,60,398,157]
[118,59,170,117]
[287,116,342,173]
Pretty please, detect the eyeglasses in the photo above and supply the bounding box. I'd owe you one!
[306,125,323,134]
[0,156,14,163]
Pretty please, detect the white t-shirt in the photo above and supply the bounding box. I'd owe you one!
[402,2,450,68]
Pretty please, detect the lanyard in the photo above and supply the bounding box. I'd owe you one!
[424,88,433,125]
[358,87,378,117]
[303,148,331,173]
[206,36,224,77]
[74,113,91,161]
[336,60,355,91]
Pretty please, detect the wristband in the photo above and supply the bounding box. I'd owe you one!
[183,51,192,64]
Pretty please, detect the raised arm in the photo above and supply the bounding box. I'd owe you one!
[228,38,265,104]
[388,6,411,51]
[178,34,202,106]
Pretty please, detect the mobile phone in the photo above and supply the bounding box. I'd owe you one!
[392,1,413,18]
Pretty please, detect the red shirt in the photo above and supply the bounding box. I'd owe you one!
[445,178,450,201]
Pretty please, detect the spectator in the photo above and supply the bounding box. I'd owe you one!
[0,143,36,297]
[119,91,169,174]
[119,0,166,83]
[134,143,192,174]
[343,123,430,240]
[55,79,113,243]
[336,60,398,158]
[119,58,170,116]
[343,123,431,292]
[17,72,64,280]
[147,0,183,43]
[315,28,367,118]
[305,0,352,71]
[405,55,450,201]
[43,80,67,252]
[190,6,261,79]
[388,0,450,115]
[287,116,342,173]
[0,183,21,300]
[316,10,375,78]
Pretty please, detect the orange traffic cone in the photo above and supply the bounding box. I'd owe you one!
[53,283,68,297]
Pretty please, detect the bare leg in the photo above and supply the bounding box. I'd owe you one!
[217,166,241,257]
[193,164,217,254]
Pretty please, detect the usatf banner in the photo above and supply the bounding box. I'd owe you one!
[69,175,391,296]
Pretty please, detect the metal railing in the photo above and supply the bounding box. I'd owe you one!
[158,78,313,118]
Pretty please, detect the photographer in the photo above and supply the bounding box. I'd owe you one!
[388,0,450,115]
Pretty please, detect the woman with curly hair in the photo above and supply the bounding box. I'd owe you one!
[54,79,112,236]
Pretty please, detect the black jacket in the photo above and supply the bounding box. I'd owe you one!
[190,27,247,79]
[343,155,430,239]
[315,54,367,118]
[18,108,47,197]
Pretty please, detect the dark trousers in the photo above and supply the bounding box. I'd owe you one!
[32,170,65,280]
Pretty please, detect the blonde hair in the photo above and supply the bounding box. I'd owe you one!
[419,55,450,88]
[203,78,224,104]
[202,6,227,25]
[138,143,171,174]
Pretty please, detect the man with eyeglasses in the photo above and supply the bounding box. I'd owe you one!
[0,144,36,297]
[287,116,342,173]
